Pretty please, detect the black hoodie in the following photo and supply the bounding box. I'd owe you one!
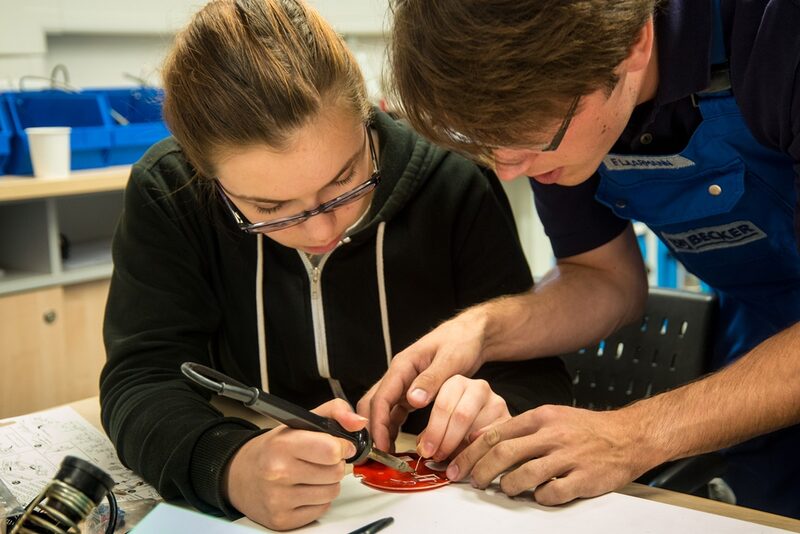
[100,109,572,517]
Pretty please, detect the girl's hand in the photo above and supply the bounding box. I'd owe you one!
[415,375,511,462]
[223,399,367,530]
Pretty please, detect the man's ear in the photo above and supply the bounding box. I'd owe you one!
[620,17,655,74]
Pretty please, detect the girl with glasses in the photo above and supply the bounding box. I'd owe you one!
[100,0,571,529]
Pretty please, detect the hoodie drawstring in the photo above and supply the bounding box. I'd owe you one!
[376,221,393,368]
[255,222,392,397]
[256,234,269,392]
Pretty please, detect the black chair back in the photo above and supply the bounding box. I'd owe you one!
[563,288,717,411]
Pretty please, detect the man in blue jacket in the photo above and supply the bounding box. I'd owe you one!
[362,0,800,518]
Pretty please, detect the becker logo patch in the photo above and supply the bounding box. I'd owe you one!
[603,154,696,170]
[662,221,767,253]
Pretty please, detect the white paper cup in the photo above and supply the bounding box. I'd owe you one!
[24,127,72,179]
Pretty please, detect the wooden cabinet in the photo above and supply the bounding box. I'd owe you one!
[0,280,110,418]
[0,287,66,417]
[64,279,111,404]
[0,169,125,418]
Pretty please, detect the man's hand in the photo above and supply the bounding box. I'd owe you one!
[223,399,367,530]
[417,375,511,461]
[446,405,659,505]
[357,309,489,451]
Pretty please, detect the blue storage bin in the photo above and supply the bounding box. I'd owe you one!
[90,87,170,165]
[4,90,112,175]
[0,97,11,175]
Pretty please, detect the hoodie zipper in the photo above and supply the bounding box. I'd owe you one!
[298,250,340,393]
[301,251,331,378]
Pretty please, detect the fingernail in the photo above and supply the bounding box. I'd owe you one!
[470,477,479,489]
[446,464,460,480]
[345,443,357,458]
[409,388,428,404]
[418,441,433,458]
[356,415,368,423]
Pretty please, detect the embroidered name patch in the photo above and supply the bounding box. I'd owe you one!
[662,221,767,253]
[603,154,696,170]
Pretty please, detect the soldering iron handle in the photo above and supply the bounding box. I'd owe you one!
[248,390,373,464]
[180,362,373,464]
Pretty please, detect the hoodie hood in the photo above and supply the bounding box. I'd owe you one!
[350,108,449,240]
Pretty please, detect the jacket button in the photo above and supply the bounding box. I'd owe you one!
[708,184,722,196]
[639,132,654,145]
[615,200,627,208]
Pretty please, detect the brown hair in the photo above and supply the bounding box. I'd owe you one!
[162,0,371,177]
[387,0,660,162]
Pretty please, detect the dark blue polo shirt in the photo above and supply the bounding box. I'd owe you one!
[531,0,800,258]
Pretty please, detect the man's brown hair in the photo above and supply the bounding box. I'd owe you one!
[388,0,659,162]
[162,0,370,178]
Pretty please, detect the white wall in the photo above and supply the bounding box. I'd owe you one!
[501,178,553,279]
[0,0,391,91]
[42,34,173,89]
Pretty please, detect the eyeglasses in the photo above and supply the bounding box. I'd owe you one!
[499,94,581,154]
[216,124,381,234]
[442,95,580,165]
[532,95,580,152]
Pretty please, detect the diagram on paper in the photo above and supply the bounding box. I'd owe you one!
[0,406,160,506]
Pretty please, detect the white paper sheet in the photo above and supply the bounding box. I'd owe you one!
[0,406,160,510]
[135,503,262,533]
[237,475,790,533]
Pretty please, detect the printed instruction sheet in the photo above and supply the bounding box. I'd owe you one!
[0,406,160,513]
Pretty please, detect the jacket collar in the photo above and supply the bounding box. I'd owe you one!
[652,0,715,107]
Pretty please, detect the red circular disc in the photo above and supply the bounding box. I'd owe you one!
[353,452,451,492]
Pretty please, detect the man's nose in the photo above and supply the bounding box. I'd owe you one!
[493,151,537,181]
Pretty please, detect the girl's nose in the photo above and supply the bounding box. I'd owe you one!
[302,211,338,244]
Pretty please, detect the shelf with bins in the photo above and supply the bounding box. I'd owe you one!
[0,166,129,296]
